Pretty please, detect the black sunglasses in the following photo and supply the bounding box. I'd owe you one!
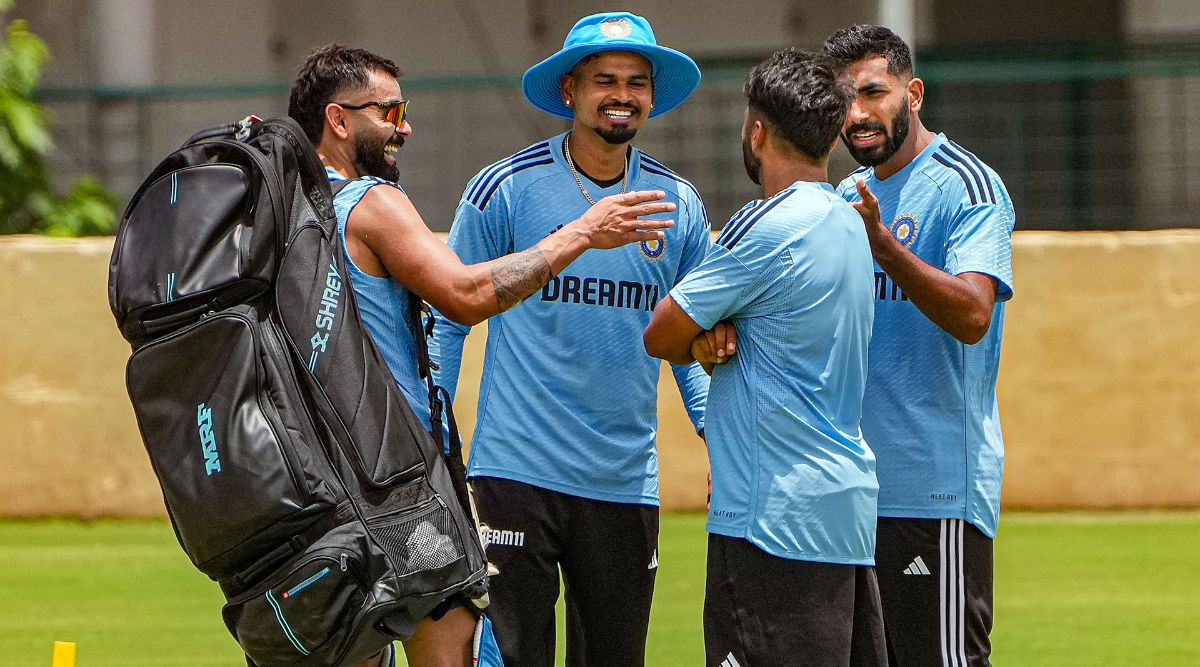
[335,99,409,126]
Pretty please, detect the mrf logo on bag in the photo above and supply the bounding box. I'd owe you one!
[196,403,221,475]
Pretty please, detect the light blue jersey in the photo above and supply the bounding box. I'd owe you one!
[670,180,878,565]
[836,133,1015,538]
[327,167,430,429]
[429,132,711,505]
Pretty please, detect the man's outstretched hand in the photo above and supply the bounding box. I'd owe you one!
[574,190,676,249]
[851,179,893,256]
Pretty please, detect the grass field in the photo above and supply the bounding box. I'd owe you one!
[1,512,1198,666]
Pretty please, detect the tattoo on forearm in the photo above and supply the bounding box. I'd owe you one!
[491,249,552,311]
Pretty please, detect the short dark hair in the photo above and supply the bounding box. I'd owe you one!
[822,24,913,78]
[288,44,402,144]
[743,49,850,160]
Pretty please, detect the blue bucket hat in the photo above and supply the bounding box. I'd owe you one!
[521,12,701,119]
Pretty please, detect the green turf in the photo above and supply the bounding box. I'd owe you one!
[1,512,1197,666]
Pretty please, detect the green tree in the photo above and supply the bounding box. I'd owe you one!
[0,2,115,236]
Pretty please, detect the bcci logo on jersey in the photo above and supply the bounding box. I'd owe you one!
[890,213,919,247]
[639,236,666,261]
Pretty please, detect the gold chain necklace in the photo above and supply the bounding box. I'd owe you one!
[563,134,627,205]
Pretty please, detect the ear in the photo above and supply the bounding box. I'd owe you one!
[324,102,350,141]
[560,74,576,109]
[751,118,768,152]
[908,76,925,114]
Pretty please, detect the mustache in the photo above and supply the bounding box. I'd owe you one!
[844,121,887,136]
[600,102,641,113]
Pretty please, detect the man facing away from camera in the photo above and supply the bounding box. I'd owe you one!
[288,43,677,667]
[645,48,887,667]
[824,24,1017,667]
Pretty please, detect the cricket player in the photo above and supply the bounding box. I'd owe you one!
[429,11,714,667]
[644,48,887,667]
[825,24,1017,667]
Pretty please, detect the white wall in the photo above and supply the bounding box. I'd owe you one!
[1125,0,1200,229]
[1124,0,1200,38]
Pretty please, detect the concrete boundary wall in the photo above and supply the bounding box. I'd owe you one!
[2,231,1198,517]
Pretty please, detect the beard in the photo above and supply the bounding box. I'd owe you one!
[352,130,400,182]
[593,103,640,145]
[842,96,911,167]
[741,135,762,186]
[597,126,638,145]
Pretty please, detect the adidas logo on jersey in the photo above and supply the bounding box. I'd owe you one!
[903,555,931,575]
[648,549,658,570]
[720,652,743,667]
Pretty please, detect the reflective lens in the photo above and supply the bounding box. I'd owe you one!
[382,99,408,126]
[336,99,409,126]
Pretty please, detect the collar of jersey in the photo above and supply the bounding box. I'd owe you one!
[552,131,642,189]
[324,165,399,190]
[867,132,948,185]
[765,180,833,204]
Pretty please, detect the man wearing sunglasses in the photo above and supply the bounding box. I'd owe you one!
[288,43,677,667]
[337,98,408,126]
[430,12,714,667]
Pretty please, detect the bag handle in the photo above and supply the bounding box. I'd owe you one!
[180,115,262,148]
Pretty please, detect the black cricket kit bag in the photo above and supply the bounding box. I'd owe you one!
[107,117,487,666]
